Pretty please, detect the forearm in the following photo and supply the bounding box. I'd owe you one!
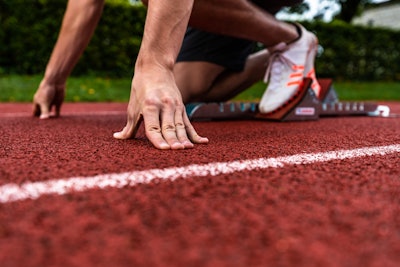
[44,0,104,84]
[135,0,193,74]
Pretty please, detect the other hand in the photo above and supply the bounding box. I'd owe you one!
[33,80,65,119]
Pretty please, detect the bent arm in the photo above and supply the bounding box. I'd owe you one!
[135,0,193,74]
[115,0,209,149]
[43,0,104,84]
[33,0,104,118]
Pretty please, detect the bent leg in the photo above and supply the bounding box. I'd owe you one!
[175,49,269,103]
[175,26,267,103]
[199,49,269,102]
[141,0,302,48]
[174,62,225,103]
[185,0,320,113]
[188,0,299,47]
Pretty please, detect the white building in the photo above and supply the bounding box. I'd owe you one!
[353,0,400,29]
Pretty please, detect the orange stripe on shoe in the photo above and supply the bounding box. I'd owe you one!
[292,65,305,71]
[287,80,302,87]
[290,72,303,78]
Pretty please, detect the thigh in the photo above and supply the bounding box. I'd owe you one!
[177,27,255,72]
[175,27,256,102]
[174,61,225,102]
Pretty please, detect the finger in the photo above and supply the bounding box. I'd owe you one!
[32,100,51,119]
[160,101,185,150]
[32,92,43,118]
[39,104,51,119]
[140,104,172,150]
[33,102,41,117]
[183,112,209,144]
[54,90,65,118]
[113,114,144,140]
[54,104,62,118]
[174,108,194,149]
[32,88,55,119]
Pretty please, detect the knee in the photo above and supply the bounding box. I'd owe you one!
[179,79,212,103]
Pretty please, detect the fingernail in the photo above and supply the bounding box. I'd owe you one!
[159,142,171,149]
[183,141,194,148]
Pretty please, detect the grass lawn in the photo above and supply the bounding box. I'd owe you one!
[1,75,399,102]
[0,75,131,102]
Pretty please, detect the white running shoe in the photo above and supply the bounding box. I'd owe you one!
[259,24,320,114]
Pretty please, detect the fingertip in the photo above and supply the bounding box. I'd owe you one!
[193,136,209,144]
[182,141,194,149]
[170,142,185,150]
[39,114,50,119]
[200,137,209,143]
[158,142,171,150]
[55,105,62,117]
[33,107,40,117]
[113,132,124,139]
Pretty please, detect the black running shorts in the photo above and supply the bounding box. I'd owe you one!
[176,0,303,71]
[176,28,256,72]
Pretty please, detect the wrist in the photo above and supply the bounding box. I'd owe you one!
[43,68,69,86]
[135,48,175,73]
[42,74,67,89]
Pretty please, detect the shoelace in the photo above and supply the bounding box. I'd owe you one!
[263,52,297,91]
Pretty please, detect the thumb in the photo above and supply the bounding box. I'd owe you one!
[113,114,143,140]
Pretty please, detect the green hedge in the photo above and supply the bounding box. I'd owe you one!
[303,20,400,81]
[0,0,146,77]
[1,0,399,81]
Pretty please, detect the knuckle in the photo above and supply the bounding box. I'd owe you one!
[160,96,176,108]
[142,95,183,112]
[142,103,158,115]
[146,124,162,133]
[163,123,176,132]
[143,99,159,109]
[175,121,185,130]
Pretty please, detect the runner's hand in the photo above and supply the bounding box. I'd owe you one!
[113,70,209,150]
[33,80,65,119]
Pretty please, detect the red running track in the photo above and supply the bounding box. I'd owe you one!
[1,102,400,267]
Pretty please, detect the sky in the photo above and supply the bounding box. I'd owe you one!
[276,0,339,21]
[277,0,390,21]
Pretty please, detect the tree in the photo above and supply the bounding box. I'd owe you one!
[314,0,378,23]
[283,0,381,23]
[335,0,370,22]
[285,1,311,14]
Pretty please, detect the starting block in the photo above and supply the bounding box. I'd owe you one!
[186,78,391,121]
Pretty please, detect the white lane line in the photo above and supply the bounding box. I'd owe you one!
[1,144,399,204]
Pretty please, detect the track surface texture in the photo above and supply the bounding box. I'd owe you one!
[1,102,400,267]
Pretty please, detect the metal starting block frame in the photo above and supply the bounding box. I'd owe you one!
[186,78,391,121]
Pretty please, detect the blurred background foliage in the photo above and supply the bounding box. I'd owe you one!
[0,0,399,81]
[0,0,146,77]
[304,20,400,81]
